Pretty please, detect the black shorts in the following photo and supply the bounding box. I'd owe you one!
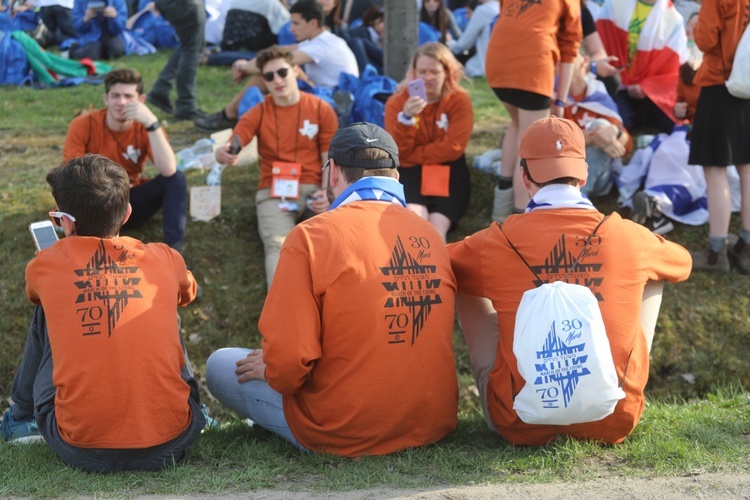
[689,84,750,167]
[492,88,551,111]
[399,155,471,223]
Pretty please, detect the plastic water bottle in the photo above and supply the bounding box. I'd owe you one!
[206,162,226,186]
[176,138,215,171]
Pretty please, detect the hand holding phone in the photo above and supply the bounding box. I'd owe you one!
[228,135,242,155]
[408,78,427,101]
[29,221,58,251]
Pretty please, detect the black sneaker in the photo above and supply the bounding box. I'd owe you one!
[175,109,208,121]
[631,191,674,235]
[646,212,674,235]
[146,92,175,115]
[194,110,238,133]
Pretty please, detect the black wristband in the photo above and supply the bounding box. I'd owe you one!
[145,120,161,132]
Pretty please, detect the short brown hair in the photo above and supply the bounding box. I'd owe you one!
[104,68,145,95]
[256,46,295,72]
[340,148,398,183]
[47,154,131,238]
[520,159,580,188]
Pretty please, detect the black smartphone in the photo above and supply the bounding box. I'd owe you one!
[228,135,242,155]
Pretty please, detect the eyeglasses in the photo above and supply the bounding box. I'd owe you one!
[49,209,76,227]
[322,160,330,171]
[261,67,292,82]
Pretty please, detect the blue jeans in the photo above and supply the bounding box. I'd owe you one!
[151,0,206,115]
[11,306,205,472]
[205,348,304,449]
[125,172,187,247]
[582,145,614,198]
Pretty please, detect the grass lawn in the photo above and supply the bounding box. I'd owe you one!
[0,50,749,495]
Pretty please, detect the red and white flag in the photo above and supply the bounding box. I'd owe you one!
[596,0,688,123]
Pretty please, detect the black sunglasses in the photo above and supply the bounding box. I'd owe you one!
[262,67,291,82]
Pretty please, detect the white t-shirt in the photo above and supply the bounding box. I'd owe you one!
[36,0,74,8]
[447,0,499,77]
[298,30,360,88]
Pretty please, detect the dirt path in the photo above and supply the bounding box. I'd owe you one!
[148,472,750,499]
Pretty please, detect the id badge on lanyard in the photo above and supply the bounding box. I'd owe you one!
[420,164,451,197]
[271,161,302,199]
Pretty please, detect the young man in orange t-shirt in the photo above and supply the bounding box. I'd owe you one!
[206,123,458,457]
[63,68,188,252]
[449,117,691,446]
[0,155,205,471]
[215,46,338,287]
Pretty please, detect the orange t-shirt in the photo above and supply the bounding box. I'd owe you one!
[232,93,338,190]
[448,208,692,445]
[26,236,197,449]
[384,89,473,168]
[694,0,750,87]
[485,0,582,97]
[259,200,459,457]
[63,109,154,186]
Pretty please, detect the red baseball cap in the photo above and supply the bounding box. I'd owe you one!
[519,116,587,183]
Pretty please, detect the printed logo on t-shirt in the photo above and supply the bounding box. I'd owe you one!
[299,120,319,139]
[122,144,141,164]
[72,240,143,337]
[436,113,449,131]
[531,234,605,301]
[379,235,443,346]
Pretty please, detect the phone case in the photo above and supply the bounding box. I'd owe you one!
[408,79,427,101]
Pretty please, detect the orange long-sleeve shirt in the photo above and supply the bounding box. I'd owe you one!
[260,201,459,457]
[485,0,582,97]
[449,210,692,446]
[232,93,338,190]
[383,89,473,168]
[693,0,750,87]
[26,236,197,448]
[63,109,154,187]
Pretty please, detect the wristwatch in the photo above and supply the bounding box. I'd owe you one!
[145,120,161,132]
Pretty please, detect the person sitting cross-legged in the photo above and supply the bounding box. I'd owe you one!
[206,123,459,457]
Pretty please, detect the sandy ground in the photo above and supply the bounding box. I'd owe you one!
[146,472,750,499]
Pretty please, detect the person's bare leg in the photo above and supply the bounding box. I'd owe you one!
[492,103,518,222]
[640,280,664,353]
[427,212,451,241]
[499,103,518,179]
[407,203,429,220]
[704,166,732,238]
[737,164,750,233]
[455,292,499,432]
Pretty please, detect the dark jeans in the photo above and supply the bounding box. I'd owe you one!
[39,5,76,46]
[125,172,187,247]
[69,31,125,60]
[11,306,205,472]
[614,90,676,134]
[151,0,206,116]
